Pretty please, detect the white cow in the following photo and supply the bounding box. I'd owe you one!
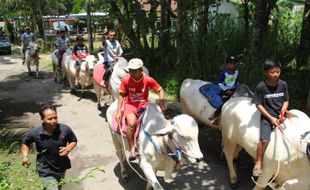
[62,49,97,93]
[221,97,310,190]
[24,42,39,78]
[180,78,253,128]
[93,56,149,109]
[51,49,65,83]
[106,101,203,190]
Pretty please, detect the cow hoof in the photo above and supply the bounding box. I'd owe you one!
[230,182,238,189]
[71,88,76,94]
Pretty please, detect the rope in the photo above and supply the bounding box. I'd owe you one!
[118,112,149,182]
[251,127,281,189]
[251,110,306,188]
[277,110,308,155]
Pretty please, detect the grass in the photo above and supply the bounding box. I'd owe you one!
[0,140,104,189]
[0,141,43,190]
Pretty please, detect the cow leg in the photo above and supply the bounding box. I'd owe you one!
[94,84,101,109]
[223,141,239,188]
[52,64,58,82]
[140,159,164,190]
[67,74,75,93]
[111,132,128,182]
[35,63,39,78]
[164,159,175,181]
[27,61,31,76]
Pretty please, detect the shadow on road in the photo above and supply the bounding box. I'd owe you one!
[0,69,65,140]
[109,126,255,190]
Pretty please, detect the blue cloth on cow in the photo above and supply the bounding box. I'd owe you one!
[199,84,223,109]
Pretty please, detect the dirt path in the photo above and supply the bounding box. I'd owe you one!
[0,53,255,190]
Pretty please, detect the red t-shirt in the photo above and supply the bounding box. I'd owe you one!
[119,75,161,109]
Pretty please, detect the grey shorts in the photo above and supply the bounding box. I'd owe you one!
[260,118,274,141]
[40,172,65,190]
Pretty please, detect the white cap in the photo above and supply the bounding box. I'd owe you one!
[128,58,143,70]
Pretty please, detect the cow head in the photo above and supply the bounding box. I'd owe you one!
[233,84,254,98]
[27,42,39,58]
[80,55,97,77]
[153,114,203,163]
[114,57,129,80]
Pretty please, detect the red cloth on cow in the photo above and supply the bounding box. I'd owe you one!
[110,111,141,144]
[72,52,90,60]
[93,63,108,87]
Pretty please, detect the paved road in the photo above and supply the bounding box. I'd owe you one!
[0,53,255,190]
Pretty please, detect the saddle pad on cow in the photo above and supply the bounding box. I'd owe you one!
[199,84,223,109]
[93,63,108,87]
[110,111,141,142]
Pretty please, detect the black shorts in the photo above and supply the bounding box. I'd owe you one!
[260,118,274,141]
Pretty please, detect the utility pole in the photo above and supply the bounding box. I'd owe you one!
[86,0,94,52]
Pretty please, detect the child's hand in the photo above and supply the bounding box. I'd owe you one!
[270,117,280,128]
[226,90,234,96]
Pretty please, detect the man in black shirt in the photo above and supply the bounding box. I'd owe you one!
[22,104,77,190]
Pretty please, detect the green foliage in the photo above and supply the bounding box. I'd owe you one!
[0,141,105,189]
[73,0,85,13]
[0,141,43,190]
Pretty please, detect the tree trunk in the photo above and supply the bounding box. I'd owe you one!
[159,0,171,48]
[298,0,310,67]
[87,0,94,52]
[109,1,141,49]
[36,0,45,39]
[250,0,268,64]
[242,0,250,37]
[176,0,190,69]
[307,84,310,116]
[198,0,209,42]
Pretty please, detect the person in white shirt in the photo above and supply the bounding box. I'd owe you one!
[101,29,123,86]
[55,29,70,67]
[21,27,35,60]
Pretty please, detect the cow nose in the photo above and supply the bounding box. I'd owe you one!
[196,157,203,162]
[89,69,94,76]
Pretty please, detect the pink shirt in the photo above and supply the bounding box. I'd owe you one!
[119,75,161,109]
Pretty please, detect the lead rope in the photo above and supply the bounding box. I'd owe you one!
[251,127,281,189]
[251,110,296,189]
[118,112,149,182]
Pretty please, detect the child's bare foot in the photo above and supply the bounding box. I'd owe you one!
[100,80,106,87]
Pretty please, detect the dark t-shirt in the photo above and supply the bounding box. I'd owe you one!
[73,44,88,56]
[252,79,289,118]
[22,124,77,178]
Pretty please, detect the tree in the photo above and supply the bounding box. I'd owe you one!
[198,0,210,42]
[241,0,251,37]
[249,0,278,83]
[298,0,310,67]
[300,0,310,115]
[86,0,94,52]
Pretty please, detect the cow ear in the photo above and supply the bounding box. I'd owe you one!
[152,125,174,136]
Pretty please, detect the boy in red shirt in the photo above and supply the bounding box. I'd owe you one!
[115,58,165,160]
